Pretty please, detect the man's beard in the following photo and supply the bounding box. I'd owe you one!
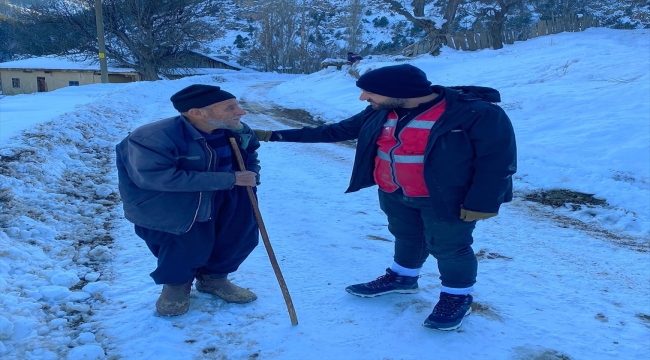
[369,98,407,110]
[207,118,244,131]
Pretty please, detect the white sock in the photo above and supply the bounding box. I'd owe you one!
[441,286,474,295]
[390,261,421,277]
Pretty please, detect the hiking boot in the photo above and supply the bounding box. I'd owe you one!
[195,274,257,304]
[423,292,473,331]
[155,280,193,316]
[345,268,419,298]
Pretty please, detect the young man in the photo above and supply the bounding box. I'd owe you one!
[116,84,261,316]
[254,64,517,330]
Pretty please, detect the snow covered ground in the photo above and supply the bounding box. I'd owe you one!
[0,28,648,360]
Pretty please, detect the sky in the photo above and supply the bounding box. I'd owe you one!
[0,28,648,360]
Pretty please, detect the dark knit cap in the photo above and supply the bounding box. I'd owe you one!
[170,84,236,112]
[356,64,433,98]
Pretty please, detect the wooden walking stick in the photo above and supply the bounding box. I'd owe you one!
[229,138,298,326]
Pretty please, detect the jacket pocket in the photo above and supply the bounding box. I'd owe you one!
[442,128,472,154]
[438,185,467,218]
[134,191,163,206]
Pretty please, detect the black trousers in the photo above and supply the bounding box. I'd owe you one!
[378,189,477,289]
[135,186,259,285]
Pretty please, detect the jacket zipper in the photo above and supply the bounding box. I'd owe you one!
[390,109,430,188]
[183,141,213,234]
[184,192,202,234]
[388,112,407,187]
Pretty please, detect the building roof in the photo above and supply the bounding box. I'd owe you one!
[168,67,257,76]
[189,50,252,71]
[0,56,137,72]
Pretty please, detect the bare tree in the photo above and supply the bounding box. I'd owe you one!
[442,0,464,30]
[300,1,344,72]
[470,0,525,50]
[345,0,365,53]
[241,0,339,74]
[15,0,223,80]
[249,0,299,72]
[412,0,426,17]
[382,0,462,55]
[297,0,334,73]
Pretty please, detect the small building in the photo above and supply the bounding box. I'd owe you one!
[165,51,254,79]
[182,51,249,71]
[0,56,140,95]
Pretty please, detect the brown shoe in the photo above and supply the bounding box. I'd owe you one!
[195,274,257,304]
[156,280,192,316]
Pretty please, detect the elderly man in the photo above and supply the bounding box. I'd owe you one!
[116,84,261,316]
[254,64,517,331]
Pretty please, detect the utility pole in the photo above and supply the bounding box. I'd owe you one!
[94,0,108,83]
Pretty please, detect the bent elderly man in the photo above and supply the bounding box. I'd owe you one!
[116,84,261,316]
[254,64,517,331]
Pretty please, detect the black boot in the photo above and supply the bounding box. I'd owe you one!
[345,268,419,298]
[423,292,473,331]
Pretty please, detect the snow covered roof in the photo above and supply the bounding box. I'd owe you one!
[168,68,257,76]
[0,56,137,73]
[189,50,252,71]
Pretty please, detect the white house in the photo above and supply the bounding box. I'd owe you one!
[0,56,140,95]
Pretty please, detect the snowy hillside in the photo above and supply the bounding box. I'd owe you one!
[202,0,649,62]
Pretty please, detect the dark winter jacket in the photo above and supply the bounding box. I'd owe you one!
[116,115,260,235]
[270,85,517,219]
[347,53,363,63]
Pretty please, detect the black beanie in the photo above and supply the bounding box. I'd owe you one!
[170,84,236,112]
[356,64,433,98]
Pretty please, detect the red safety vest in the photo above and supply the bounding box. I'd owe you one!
[373,100,447,197]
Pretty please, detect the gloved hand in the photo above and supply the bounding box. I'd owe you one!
[460,208,498,222]
[253,129,273,142]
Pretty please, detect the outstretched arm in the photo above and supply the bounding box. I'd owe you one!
[253,107,376,143]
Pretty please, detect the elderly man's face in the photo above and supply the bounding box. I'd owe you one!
[359,90,406,110]
[200,99,246,130]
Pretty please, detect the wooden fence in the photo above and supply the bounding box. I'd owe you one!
[402,14,600,56]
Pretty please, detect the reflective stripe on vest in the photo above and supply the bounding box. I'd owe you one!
[373,100,447,197]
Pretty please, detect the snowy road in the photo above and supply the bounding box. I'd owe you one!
[90,79,648,360]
